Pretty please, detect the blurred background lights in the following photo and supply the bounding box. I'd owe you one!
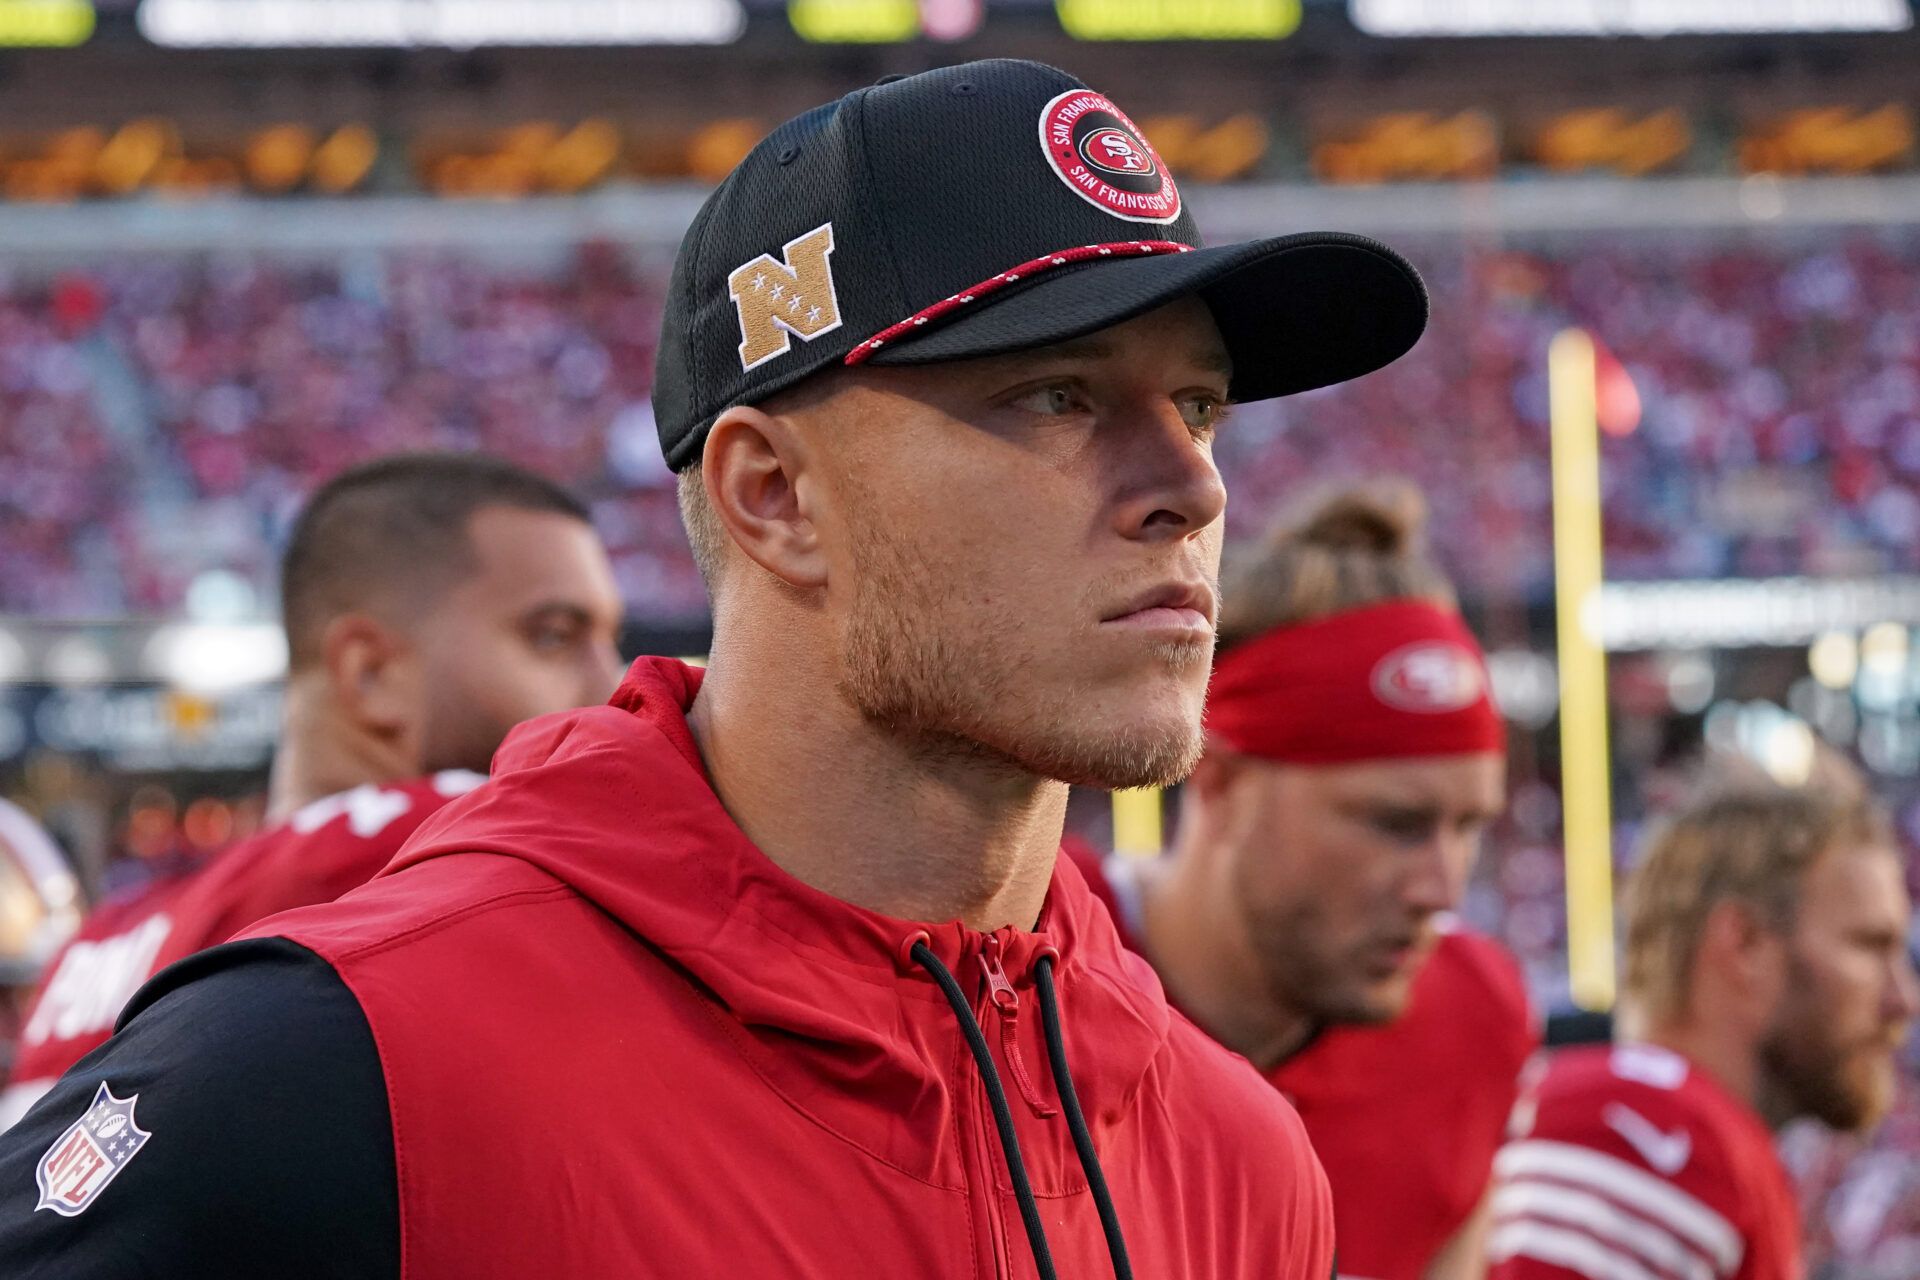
[1808,630,1860,690]
[43,635,112,688]
[1758,716,1818,787]
[1859,620,1908,671]
[1662,653,1715,714]
[1701,698,1820,785]
[183,569,258,625]
[1854,622,1910,711]
[143,623,287,695]
[1485,649,1559,729]
[0,627,28,685]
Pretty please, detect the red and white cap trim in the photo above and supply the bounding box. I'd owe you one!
[843,240,1193,366]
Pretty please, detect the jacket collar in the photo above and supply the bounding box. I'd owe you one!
[391,656,1172,1186]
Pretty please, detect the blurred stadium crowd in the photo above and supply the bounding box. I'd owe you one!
[2,225,1920,1271]
[6,227,1920,623]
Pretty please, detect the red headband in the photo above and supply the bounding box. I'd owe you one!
[1205,600,1504,765]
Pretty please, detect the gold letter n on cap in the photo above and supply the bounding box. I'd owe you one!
[727,222,845,371]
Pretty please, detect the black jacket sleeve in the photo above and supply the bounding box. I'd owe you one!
[0,938,398,1278]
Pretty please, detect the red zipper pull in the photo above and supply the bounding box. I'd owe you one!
[980,936,1056,1119]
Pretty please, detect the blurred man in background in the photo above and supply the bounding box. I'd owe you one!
[1070,482,1537,1280]
[0,452,623,1125]
[1489,770,1918,1280]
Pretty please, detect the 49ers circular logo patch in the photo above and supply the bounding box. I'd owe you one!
[1037,90,1181,225]
[1371,642,1487,714]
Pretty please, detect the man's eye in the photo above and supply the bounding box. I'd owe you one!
[1011,384,1083,416]
[1181,396,1229,436]
[1370,812,1432,842]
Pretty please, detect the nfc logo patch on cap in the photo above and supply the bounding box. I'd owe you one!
[726,222,846,372]
[1037,90,1181,225]
[1370,642,1486,714]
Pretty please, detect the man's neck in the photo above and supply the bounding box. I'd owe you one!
[687,646,1064,933]
[1136,855,1315,1069]
[265,677,418,823]
[1630,1017,1775,1127]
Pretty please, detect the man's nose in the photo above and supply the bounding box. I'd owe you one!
[1109,406,1227,544]
[1403,835,1466,918]
[588,641,625,702]
[1887,946,1920,1029]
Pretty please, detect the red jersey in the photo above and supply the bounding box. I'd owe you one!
[0,771,482,1126]
[1066,839,1538,1280]
[1489,1043,1802,1280]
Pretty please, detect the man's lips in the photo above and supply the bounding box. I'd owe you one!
[1103,581,1217,633]
[1364,933,1431,978]
[1104,605,1212,632]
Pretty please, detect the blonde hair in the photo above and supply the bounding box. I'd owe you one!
[1621,765,1889,1024]
[1217,480,1458,651]
[676,468,729,592]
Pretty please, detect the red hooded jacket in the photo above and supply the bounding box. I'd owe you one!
[242,658,1336,1278]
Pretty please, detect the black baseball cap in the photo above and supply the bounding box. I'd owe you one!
[653,59,1427,472]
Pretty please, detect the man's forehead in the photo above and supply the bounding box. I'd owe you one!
[459,508,614,601]
[1806,843,1910,916]
[1316,753,1506,803]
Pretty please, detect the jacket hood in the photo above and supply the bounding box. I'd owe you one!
[387,656,1172,1188]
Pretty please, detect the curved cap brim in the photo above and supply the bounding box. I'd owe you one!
[864,231,1428,401]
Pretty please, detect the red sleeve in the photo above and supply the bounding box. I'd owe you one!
[1488,1053,1749,1280]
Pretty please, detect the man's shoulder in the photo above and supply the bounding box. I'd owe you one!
[0,938,398,1279]
[232,773,484,894]
[1429,926,1530,1011]
[234,849,578,960]
[98,937,367,1068]
[1155,1004,1320,1164]
[1520,1043,1734,1145]
[1147,1009,1334,1252]
[1418,925,1540,1056]
[1493,1044,1757,1276]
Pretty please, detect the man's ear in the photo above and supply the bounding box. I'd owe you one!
[1176,741,1253,855]
[1697,899,1788,1013]
[1186,738,1246,802]
[702,405,827,591]
[318,613,418,741]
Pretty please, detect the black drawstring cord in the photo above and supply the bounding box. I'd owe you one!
[911,940,1059,1280]
[1034,955,1134,1280]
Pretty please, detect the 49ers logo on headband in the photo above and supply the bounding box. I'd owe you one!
[1371,642,1487,715]
[1038,90,1181,225]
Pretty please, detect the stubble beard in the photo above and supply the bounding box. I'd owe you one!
[1758,954,1899,1133]
[835,519,1208,791]
[1235,886,1405,1031]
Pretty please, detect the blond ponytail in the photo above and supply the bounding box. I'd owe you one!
[1217,479,1458,651]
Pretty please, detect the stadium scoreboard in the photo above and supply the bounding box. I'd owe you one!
[2,0,1911,46]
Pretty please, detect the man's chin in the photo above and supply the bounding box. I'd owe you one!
[1304,982,1413,1030]
[1351,973,1419,1024]
[1841,1051,1901,1132]
[1768,1039,1898,1132]
[1019,718,1205,790]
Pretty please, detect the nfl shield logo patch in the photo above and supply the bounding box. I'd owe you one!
[35,1082,151,1216]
